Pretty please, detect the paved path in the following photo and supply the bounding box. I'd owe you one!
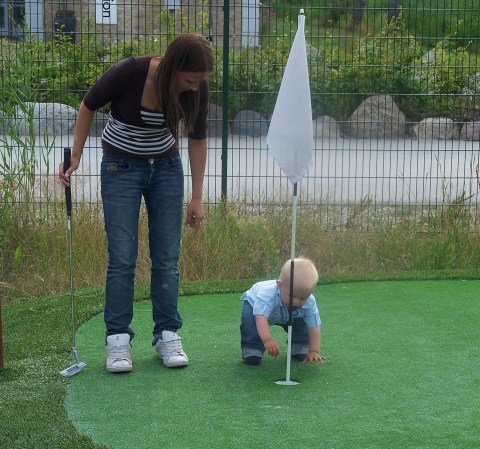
[6,135,480,205]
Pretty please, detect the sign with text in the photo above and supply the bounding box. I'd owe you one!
[96,0,117,25]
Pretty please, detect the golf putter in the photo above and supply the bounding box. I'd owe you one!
[60,147,86,377]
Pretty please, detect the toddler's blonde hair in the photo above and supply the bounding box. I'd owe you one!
[279,258,319,298]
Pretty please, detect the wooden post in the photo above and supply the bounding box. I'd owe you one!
[0,302,3,368]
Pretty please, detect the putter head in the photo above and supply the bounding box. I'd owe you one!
[60,361,86,377]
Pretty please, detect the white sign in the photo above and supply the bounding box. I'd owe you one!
[96,0,118,25]
[242,0,260,47]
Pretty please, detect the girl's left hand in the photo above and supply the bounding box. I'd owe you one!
[185,199,204,229]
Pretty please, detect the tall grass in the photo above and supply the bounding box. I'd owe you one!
[2,192,480,304]
[0,81,53,300]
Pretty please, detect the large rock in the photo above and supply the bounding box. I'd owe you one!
[207,103,229,138]
[347,95,406,138]
[14,102,77,136]
[460,121,480,141]
[313,115,341,139]
[413,117,459,140]
[231,110,268,137]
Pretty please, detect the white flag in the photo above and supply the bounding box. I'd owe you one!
[267,13,313,185]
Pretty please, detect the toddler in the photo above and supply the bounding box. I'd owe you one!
[240,258,325,365]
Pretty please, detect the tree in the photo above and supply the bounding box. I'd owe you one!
[388,0,402,23]
[352,0,366,30]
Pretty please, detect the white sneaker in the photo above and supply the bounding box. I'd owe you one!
[155,331,189,368]
[106,333,132,373]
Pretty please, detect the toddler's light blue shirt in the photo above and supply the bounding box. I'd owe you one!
[241,280,321,327]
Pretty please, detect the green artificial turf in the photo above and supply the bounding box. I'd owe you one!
[65,280,480,449]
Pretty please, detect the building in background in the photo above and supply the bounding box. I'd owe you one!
[1,0,42,39]
[0,1,264,47]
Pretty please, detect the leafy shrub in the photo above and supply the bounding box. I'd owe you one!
[0,21,107,108]
[311,15,478,122]
[209,37,291,118]
[323,16,422,120]
[0,6,477,123]
[407,38,474,120]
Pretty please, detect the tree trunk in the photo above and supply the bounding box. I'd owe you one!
[387,0,401,23]
[353,0,366,29]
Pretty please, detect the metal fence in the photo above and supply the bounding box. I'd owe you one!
[1,1,479,223]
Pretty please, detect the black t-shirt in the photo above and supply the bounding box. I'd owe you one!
[83,56,209,158]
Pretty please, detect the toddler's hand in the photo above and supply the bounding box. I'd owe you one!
[264,339,280,356]
[303,352,326,363]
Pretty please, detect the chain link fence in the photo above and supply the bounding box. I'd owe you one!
[1,1,479,225]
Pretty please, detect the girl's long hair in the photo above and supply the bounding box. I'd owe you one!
[154,34,214,140]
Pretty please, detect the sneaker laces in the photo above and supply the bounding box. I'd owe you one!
[108,345,131,362]
[163,339,185,356]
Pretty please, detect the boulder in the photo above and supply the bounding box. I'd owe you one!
[347,95,406,138]
[231,110,268,137]
[460,121,480,141]
[14,102,77,136]
[313,115,341,139]
[413,117,459,140]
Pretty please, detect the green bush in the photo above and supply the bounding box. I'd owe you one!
[310,16,420,120]
[406,38,474,120]
[0,7,477,123]
[210,37,291,117]
[0,21,107,108]
[211,34,344,119]
[0,8,210,112]
[265,0,480,43]
[312,16,478,121]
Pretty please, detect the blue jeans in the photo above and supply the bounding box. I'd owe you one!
[240,302,310,358]
[101,153,184,341]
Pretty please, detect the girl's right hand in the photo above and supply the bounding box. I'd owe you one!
[58,157,80,188]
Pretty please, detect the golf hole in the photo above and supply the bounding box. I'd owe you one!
[275,378,300,385]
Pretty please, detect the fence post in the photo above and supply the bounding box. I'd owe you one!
[221,0,230,201]
[0,302,3,368]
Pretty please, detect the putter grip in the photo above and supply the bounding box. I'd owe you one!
[64,148,72,216]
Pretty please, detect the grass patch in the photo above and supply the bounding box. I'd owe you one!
[69,281,479,449]
[0,271,480,449]
[1,273,479,448]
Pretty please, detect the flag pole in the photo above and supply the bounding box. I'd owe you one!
[285,182,298,383]
[268,8,311,386]
[276,182,299,386]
